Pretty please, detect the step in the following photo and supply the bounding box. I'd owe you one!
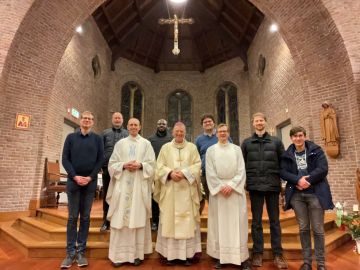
[0,208,350,259]
[15,217,110,242]
[36,209,104,227]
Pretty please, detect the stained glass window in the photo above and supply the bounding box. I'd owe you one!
[168,90,192,141]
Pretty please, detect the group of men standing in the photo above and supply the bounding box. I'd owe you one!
[60,110,333,270]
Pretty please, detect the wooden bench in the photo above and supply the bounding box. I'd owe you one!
[40,158,67,208]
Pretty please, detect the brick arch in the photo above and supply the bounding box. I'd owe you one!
[249,0,358,203]
[0,0,105,211]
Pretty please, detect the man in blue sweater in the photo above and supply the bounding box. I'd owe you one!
[60,111,104,269]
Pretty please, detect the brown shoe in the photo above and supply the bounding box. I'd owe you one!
[252,253,263,267]
[274,255,288,269]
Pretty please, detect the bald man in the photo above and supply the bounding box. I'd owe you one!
[106,118,156,266]
[100,112,128,232]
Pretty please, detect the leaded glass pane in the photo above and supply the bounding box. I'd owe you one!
[168,90,192,141]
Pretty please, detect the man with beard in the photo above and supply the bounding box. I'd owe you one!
[148,119,172,231]
[241,112,288,269]
[100,112,128,232]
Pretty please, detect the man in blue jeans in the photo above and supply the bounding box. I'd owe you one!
[280,126,334,270]
[61,111,104,269]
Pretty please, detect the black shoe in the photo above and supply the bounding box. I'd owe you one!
[242,260,252,270]
[214,260,222,269]
[252,253,263,267]
[112,261,123,267]
[133,258,142,266]
[166,259,175,266]
[317,265,326,270]
[100,221,110,232]
[183,259,192,266]
[151,223,158,231]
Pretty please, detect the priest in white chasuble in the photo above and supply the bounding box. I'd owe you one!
[154,122,201,266]
[106,118,156,267]
[205,124,251,270]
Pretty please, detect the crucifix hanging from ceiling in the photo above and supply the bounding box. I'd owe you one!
[158,0,194,55]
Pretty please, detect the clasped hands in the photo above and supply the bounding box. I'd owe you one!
[169,170,185,182]
[296,175,311,190]
[220,185,233,197]
[123,160,142,172]
[74,176,91,186]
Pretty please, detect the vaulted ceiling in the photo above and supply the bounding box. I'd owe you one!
[92,0,264,72]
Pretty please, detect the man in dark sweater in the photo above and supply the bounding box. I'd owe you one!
[241,112,287,269]
[100,112,128,232]
[148,119,172,230]
[60,111,104,269]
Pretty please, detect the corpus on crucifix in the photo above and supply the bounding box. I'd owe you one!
[158,14,194,55]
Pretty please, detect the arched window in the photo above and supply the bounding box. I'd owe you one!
[168,90,192,141]
[216,83,239,145]
[121,82,144,127]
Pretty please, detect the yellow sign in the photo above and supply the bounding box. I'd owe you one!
[15,113,31,130]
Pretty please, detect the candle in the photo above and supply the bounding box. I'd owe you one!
[353,204,359,212]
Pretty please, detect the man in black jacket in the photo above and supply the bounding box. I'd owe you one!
[148,119,172,230]
[100,112,128,232]
[280,126,333,270]
[241,112,287,269]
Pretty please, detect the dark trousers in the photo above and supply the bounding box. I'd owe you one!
[201,175,210,201]
[290,192,325,266]
[66,181,95,256]
[249,190,283,255]
[102,167,110,221]
[152,198,159,226]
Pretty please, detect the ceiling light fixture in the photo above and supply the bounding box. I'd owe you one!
[169,0,187,3]
[270,23,278,33]
[75,25,83,34]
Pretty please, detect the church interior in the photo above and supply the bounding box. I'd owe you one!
[0,0,360,269]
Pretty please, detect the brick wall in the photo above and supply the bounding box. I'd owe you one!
[43,17,112,169]
[111,57,250,142]
[0,0,105,211]
[247,4,358,205]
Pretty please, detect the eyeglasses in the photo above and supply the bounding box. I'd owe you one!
[81,117,93,121]
[157,123,167,126]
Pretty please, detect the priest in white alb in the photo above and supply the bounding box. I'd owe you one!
[106,118,155,267]
[154,122,201,266]
[205,123,251,270]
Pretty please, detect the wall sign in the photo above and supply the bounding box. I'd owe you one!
[15,113,31,130]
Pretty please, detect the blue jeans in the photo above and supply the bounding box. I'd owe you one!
[249,191,283,255]
[66,180,96,256]
[290,192,325,267]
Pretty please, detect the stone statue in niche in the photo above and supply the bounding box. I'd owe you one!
[320,101,340,158]
[356,169,360,204]
[92,55,101,78]
[257,54,266,77]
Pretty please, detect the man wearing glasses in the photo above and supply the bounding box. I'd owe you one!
[148,119,172,231]
[61,111,104,268]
